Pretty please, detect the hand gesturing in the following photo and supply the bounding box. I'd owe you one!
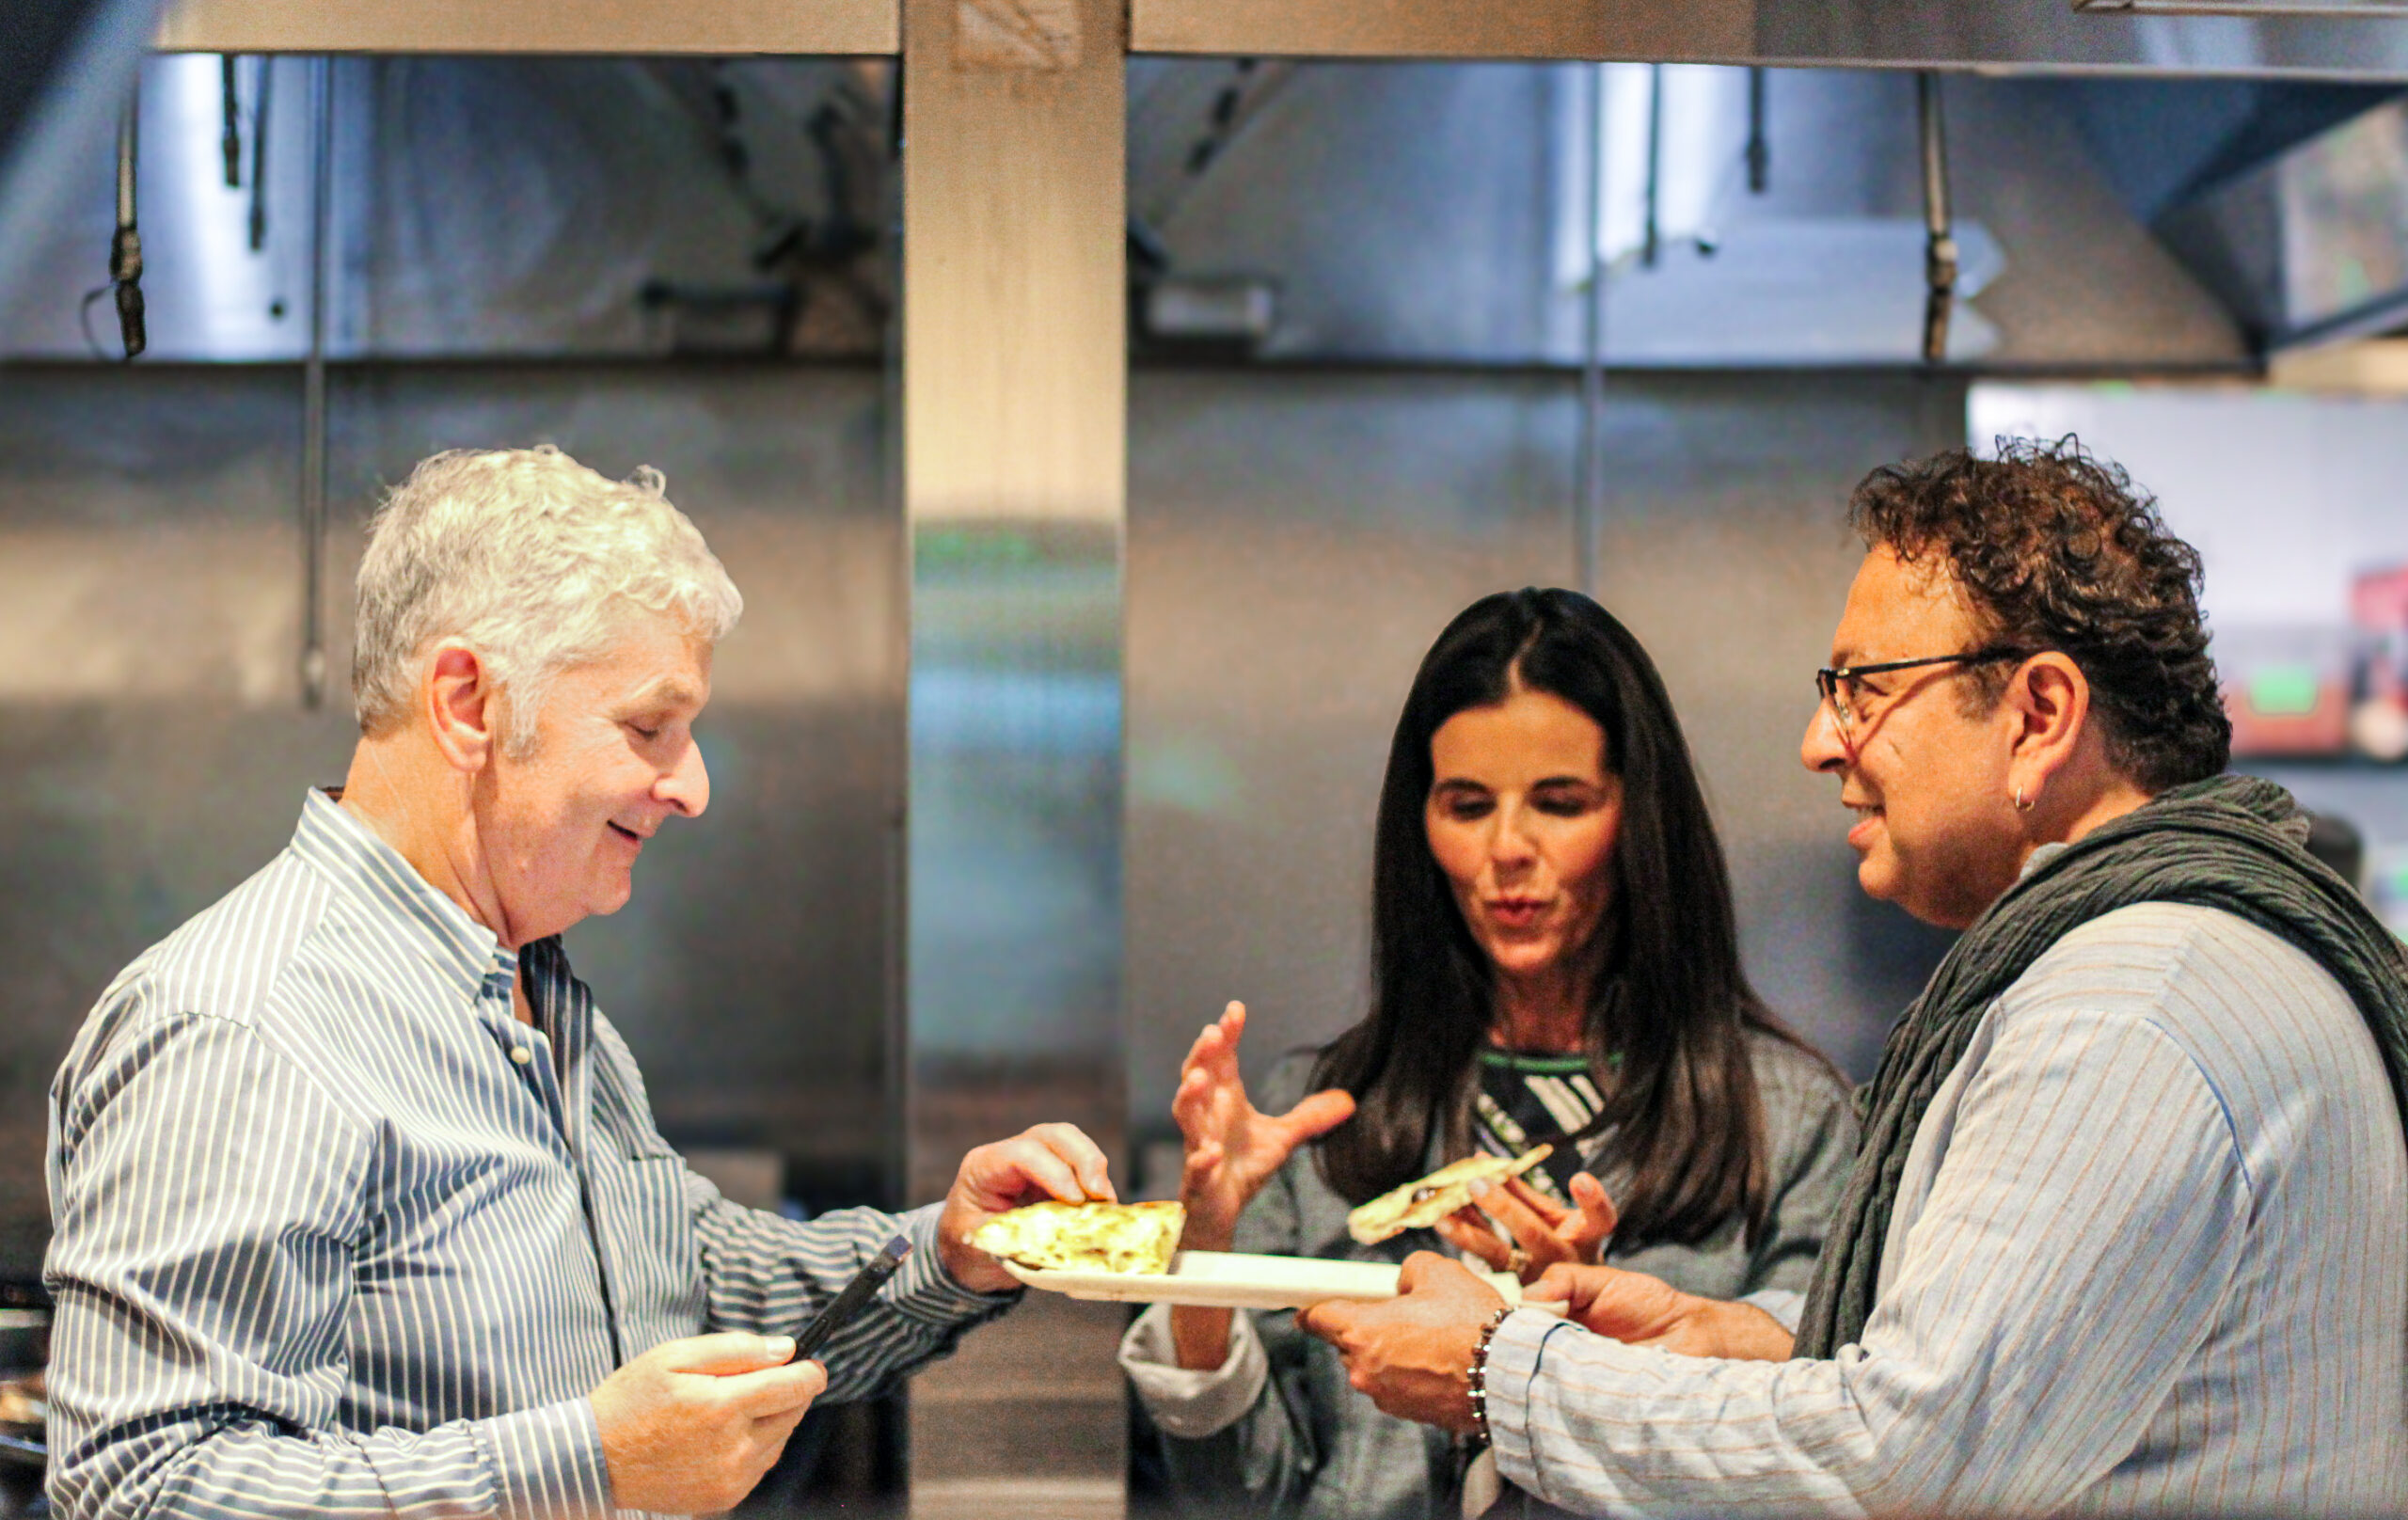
[1174,1001,1356,1252]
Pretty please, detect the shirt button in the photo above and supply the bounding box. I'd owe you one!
[510,1046,532,1066]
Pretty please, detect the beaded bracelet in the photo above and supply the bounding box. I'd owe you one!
[1465,1305,1514,1447]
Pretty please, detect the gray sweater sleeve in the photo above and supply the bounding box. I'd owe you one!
[1743,1037,1861,1298]
[1120,1052,1333,1515]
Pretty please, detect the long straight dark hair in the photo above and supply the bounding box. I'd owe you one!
[1310,588,1813,1248]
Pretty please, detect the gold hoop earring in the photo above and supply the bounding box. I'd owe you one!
[2014,785,2035,813]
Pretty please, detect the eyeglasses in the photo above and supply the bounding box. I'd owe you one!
[1814,646,2028,744]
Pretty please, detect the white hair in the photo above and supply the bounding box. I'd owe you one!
[352,445,742,756]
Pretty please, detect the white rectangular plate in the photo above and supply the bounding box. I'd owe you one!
[1002,1248,1560,1314]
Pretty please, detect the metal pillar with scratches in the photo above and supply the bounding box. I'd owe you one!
[899,0,1129,1513]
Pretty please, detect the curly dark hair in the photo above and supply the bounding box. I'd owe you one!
[1847,435,2230,792]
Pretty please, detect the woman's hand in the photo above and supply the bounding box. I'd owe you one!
[1434,1169,1617,1285]
[1168,1002,1355,1372]
[1174,1001,1355,1253]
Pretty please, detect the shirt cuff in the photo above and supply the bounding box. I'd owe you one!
[479,1396,614,1520]
[1483,1308,1570,1502]
[1118,1302,1270,1440]
[882,1202,1025,1332]
[1740,1288,1805,1336]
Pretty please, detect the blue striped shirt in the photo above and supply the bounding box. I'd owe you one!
[1486,903,2408,1516]
[44,789,1010,1520]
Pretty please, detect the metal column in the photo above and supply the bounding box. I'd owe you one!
[899,0,1128,1512]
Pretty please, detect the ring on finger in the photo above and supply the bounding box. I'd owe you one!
[1505,1246,1532,1275]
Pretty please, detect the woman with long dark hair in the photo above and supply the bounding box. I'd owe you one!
[1120,588,1858,1519]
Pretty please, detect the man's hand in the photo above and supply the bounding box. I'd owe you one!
[1296,1253,1506,1433]
[1524,1263,1796,1361]
[591,1332,826,1514]
[1434,1171,1617,1284]
[937,1122,1117,1293]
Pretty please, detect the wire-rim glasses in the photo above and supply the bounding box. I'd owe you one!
[1814,646,2028,743]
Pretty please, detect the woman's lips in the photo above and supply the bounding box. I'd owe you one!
[1846,808,1883,850]
[1485,898,1548,929]
[608,821,645,849]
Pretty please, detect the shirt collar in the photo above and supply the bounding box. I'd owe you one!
[2019,840,2070,881]
[289,787,518,1003]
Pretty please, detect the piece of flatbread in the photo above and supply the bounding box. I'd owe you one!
[971,1199,1186,1275]
[1345,1145,1553,1245]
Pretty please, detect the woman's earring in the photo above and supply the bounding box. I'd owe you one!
[2014,784,2036,813]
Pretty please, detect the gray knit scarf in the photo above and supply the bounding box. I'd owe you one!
[1793,772,2408,1359]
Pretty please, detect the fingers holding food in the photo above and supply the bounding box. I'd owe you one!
[1031,1121,1117,1202]
[1433,1205,1515,1273]
[1345,1145,1552,1246]
[939,1123,1119,1290]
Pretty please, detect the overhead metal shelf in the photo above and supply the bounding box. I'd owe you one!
[2075,0,2408,17]
[155,0,900,55]
[1129,0,1749,63]
[1128,0,2408,80]
[148,0,2408,72]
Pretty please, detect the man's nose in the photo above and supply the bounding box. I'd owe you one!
[1801,698,1849,775]
[657,737,710,817]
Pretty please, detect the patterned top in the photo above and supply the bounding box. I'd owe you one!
[1472,1049,1607,1205]
[1121,1035,1860,1520]
[44,790,1011,1520]
[1486,903,2408,1516]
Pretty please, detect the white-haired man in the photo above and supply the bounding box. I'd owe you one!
[44,447,1115,1520]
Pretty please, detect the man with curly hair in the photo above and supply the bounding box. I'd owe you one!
[1305,438,2408,1516]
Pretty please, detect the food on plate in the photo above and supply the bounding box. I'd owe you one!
[972,1199,1186,1275]
[1345,1144,1554,1245]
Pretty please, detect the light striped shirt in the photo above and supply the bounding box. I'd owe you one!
[1488,902,2408,1516]
[44,789,1011,1520]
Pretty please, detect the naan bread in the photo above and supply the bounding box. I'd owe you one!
[1345,1145,1553,1245]
[972,1199,1186,1275]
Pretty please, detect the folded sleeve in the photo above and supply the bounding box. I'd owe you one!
[1128,1053,1336,1513]
[1488,1003,2251,1517]
[1120,1303,1271,1438]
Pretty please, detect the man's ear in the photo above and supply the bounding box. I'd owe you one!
[2004,652,2090,801]
[422,641,498,775]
